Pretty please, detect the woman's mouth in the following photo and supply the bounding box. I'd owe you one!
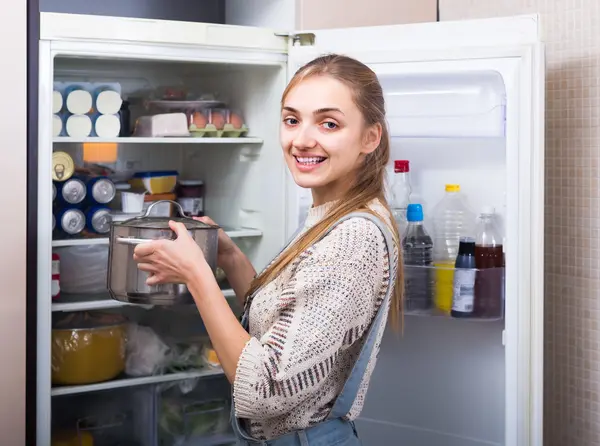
[294,155,327,172]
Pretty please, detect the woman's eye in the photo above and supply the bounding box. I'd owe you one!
[283,117,299,125]
[322,121,338,130]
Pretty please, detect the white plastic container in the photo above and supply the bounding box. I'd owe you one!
[94,114,121,138]
[52,90,63,114]
[65,114,92,138]
[121,191,146,213]
[65,87,93,115]
[52,115,63,137]
[95,87,123,115]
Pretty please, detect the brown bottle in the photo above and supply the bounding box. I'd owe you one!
[473,207,504,318]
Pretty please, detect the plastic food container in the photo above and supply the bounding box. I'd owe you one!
[176,180,205,217]
[51,312,127,385]
[121,191,146,213]
[143,193,177,217]
[146,100,248,138]
[129,171,178,195]
[190,108,248,138]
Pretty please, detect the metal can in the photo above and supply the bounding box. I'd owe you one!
[52,151,75,182]
[86,206,111,234]
[52,183,57,201]
[87,176,116,205]
[57,178,87,205]
[56,208,86,235]
[52,214,56,231]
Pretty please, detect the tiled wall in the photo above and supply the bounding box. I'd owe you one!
[440,1,600,445]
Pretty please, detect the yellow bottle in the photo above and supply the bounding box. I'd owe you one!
[432,184,474,314]
[433,260,455,314]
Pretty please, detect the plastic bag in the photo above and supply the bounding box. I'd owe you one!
[55,245,108,294]
[125,324,170,377]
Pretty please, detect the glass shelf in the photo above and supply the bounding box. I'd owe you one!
[402,264,504,321]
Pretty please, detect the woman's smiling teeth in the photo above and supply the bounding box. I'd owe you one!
[294,156,327,165]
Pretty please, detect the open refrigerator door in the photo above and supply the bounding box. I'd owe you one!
[286,16,544,446]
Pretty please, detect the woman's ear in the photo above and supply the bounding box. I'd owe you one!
[362,122,382,155]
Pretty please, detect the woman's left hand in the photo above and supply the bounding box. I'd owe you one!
[133,220,208,286]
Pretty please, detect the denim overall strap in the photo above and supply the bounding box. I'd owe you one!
[325,212,396,420]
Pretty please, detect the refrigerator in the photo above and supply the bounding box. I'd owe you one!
[35,9,545,446]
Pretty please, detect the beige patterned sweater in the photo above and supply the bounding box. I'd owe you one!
[233,199,397,440]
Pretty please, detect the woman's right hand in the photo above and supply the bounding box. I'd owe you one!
[193,216,239,269]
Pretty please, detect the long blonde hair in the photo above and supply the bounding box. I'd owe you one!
[246,54,404,331]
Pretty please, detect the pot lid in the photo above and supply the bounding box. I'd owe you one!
[118,215,214,230]
[114,199,219,230]
[53,311,127,330]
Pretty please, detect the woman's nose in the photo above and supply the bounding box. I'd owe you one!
[292,124,317,149]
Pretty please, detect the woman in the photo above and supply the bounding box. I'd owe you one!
[133,54,403,445]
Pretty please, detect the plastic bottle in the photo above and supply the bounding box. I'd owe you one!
[402,203,433,312]
[473,207,505,319]
[451,237,477,318]
[431,184,475,314]
[390,160,412,235]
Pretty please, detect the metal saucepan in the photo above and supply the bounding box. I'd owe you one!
[107,200,219,305]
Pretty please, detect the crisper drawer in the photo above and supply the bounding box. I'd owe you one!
[51,386,155,446]
[156,374,236,446]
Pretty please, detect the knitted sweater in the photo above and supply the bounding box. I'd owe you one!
[233,199,397,440]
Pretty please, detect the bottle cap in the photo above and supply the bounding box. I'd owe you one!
[394,160,409,173]
[445,184,460,192]
[480,205,495,215]
[406,203,424,222]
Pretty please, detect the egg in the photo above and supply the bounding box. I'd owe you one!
[209,111,226,130]
[191,111,208,129]
[229,112,244,129]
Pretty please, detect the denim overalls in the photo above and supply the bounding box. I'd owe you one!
[231,212,396,446]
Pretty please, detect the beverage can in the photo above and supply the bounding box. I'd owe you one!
[52,151,75,182]
[56,208,86,235]
[57,178,87,205]
[52,183,57,201]
[86,206,112,234]
[87,176,116,204]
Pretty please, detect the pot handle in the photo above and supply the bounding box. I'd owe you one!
[116,237,157,246]
[143,200,187,218]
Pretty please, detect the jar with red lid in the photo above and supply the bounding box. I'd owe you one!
[175,180,205,217]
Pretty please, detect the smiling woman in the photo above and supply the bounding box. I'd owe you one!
[280,77,382,206]
[133,54,403,446]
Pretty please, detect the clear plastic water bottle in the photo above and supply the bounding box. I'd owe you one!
[402,203,433,312]
[431,184,475,314]
[390,160,412,235]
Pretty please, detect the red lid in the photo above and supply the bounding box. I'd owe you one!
[394,160,409,173]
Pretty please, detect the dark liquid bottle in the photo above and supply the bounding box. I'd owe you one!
[473,208,504,318]
[402,203,433,312]
[451,237,476,318]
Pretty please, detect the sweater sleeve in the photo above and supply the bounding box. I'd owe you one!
[233,217,390,420]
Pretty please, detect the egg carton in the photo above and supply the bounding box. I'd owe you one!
[189,123,250,138]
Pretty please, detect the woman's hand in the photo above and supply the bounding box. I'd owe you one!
[194,216,239,269]
[133,220,209,286]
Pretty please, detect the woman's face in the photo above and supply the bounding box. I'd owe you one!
[280,75,381,205]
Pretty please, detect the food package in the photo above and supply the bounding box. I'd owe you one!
[125,323,170,377]
[133,113,190,137]
[55,244,109,294]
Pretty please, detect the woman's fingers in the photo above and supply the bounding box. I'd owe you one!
[194,216,216,225]
[169,220,193,240]
[134,240,158,258]
[137,262,158,274]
